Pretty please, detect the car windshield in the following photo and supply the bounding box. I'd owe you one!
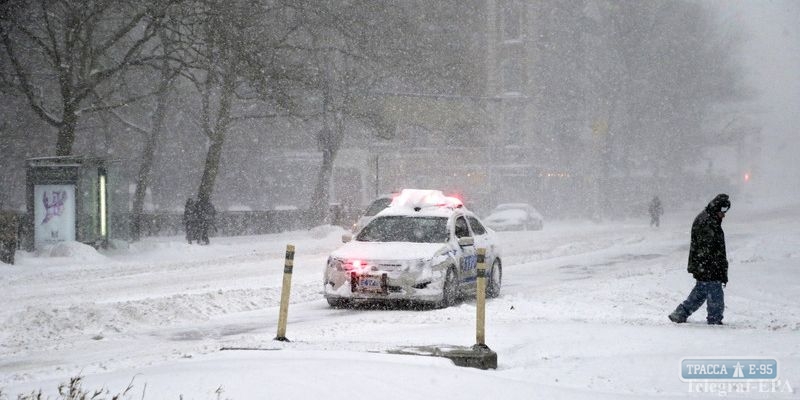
[356,216,448,243]
[364,197,393,216]
[495,204,528,212]
[489,209,528,219]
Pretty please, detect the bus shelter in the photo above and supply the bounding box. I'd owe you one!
[25,156,117,250]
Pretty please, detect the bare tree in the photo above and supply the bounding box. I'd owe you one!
[180,0,294,205]
[534,0,751,216]
[592,1,750,185]
[0,0,175,156]
[105,24,180,240]
[289,1,429,223]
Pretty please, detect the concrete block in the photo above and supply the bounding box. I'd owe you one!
[386,344,498,370]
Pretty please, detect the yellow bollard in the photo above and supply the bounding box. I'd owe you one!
[475,248,486,346]
[275,244,295,342]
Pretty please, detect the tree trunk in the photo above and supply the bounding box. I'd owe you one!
[309,94,345,225]
[197,129,226,204]
[310,145,336,224]
[55,104,78,156]
[196,69,235,205]
[130,30,172,241]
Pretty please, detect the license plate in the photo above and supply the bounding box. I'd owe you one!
[353,273,387,294]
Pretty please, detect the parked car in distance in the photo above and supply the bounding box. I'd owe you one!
[483,203,544,231]
[324,189,503,308]
[351,193,395,233]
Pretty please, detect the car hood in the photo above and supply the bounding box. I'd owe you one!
[330,241,447,261]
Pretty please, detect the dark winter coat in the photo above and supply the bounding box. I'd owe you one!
[183,199,196,224]
[687,195,729,283]
[183,199,198,240]
[196,200,216,230]
[648,197,663,217]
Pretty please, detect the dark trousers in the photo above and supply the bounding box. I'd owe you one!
[673,281,725,323]
[0,239,16,264]
[200,227,209,245]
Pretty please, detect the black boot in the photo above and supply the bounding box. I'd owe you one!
[668,308,687,323]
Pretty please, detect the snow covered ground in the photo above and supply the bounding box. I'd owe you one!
[1,198,798,399]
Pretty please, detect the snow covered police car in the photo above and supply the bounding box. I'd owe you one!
[323,189,502,308]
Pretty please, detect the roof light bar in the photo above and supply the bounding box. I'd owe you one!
[391,189,463,209]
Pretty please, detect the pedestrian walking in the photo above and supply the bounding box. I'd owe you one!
[196,198,216,245]
[0,211,19,264]
[669,194,731,325]
[183,198,197,244]
[648,196,663,227]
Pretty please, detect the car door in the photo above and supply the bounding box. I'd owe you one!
[453,215,477,287]
[467,215,493,267]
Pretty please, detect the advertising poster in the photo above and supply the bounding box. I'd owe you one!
[34,184,76,248]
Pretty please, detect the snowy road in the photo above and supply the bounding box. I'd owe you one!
[1,202,798,398]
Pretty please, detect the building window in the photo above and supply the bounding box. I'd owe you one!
[501,60,521,93]
[500,43,526,93]
[502,0,523,41]
[503,108,519,145]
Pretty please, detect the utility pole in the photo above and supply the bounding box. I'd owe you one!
[375,154,380,198]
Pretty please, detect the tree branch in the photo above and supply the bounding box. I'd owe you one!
[0,25,62,127]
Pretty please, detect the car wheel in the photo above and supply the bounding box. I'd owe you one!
[438,267,457,308]
[487,259,502,298]
[326,297,351,308]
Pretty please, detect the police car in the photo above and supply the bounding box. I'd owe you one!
[323,189,503,308]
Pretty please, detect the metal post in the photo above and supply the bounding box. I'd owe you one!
[375,154,380,198]
[275,244,295,342]
[475,248,487,346]
[388,249,496,370]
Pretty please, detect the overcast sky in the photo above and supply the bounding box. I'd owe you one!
[722,0,800,199]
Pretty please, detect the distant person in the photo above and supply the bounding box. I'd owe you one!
[669,194,731,325]
[196,198,216,245]
[329,203,343,227]
[183,198,197,244]
[0,211,19,264]
[648,196,664,227]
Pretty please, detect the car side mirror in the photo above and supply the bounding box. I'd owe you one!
[342,233,352,243]
[457,236,474,247]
